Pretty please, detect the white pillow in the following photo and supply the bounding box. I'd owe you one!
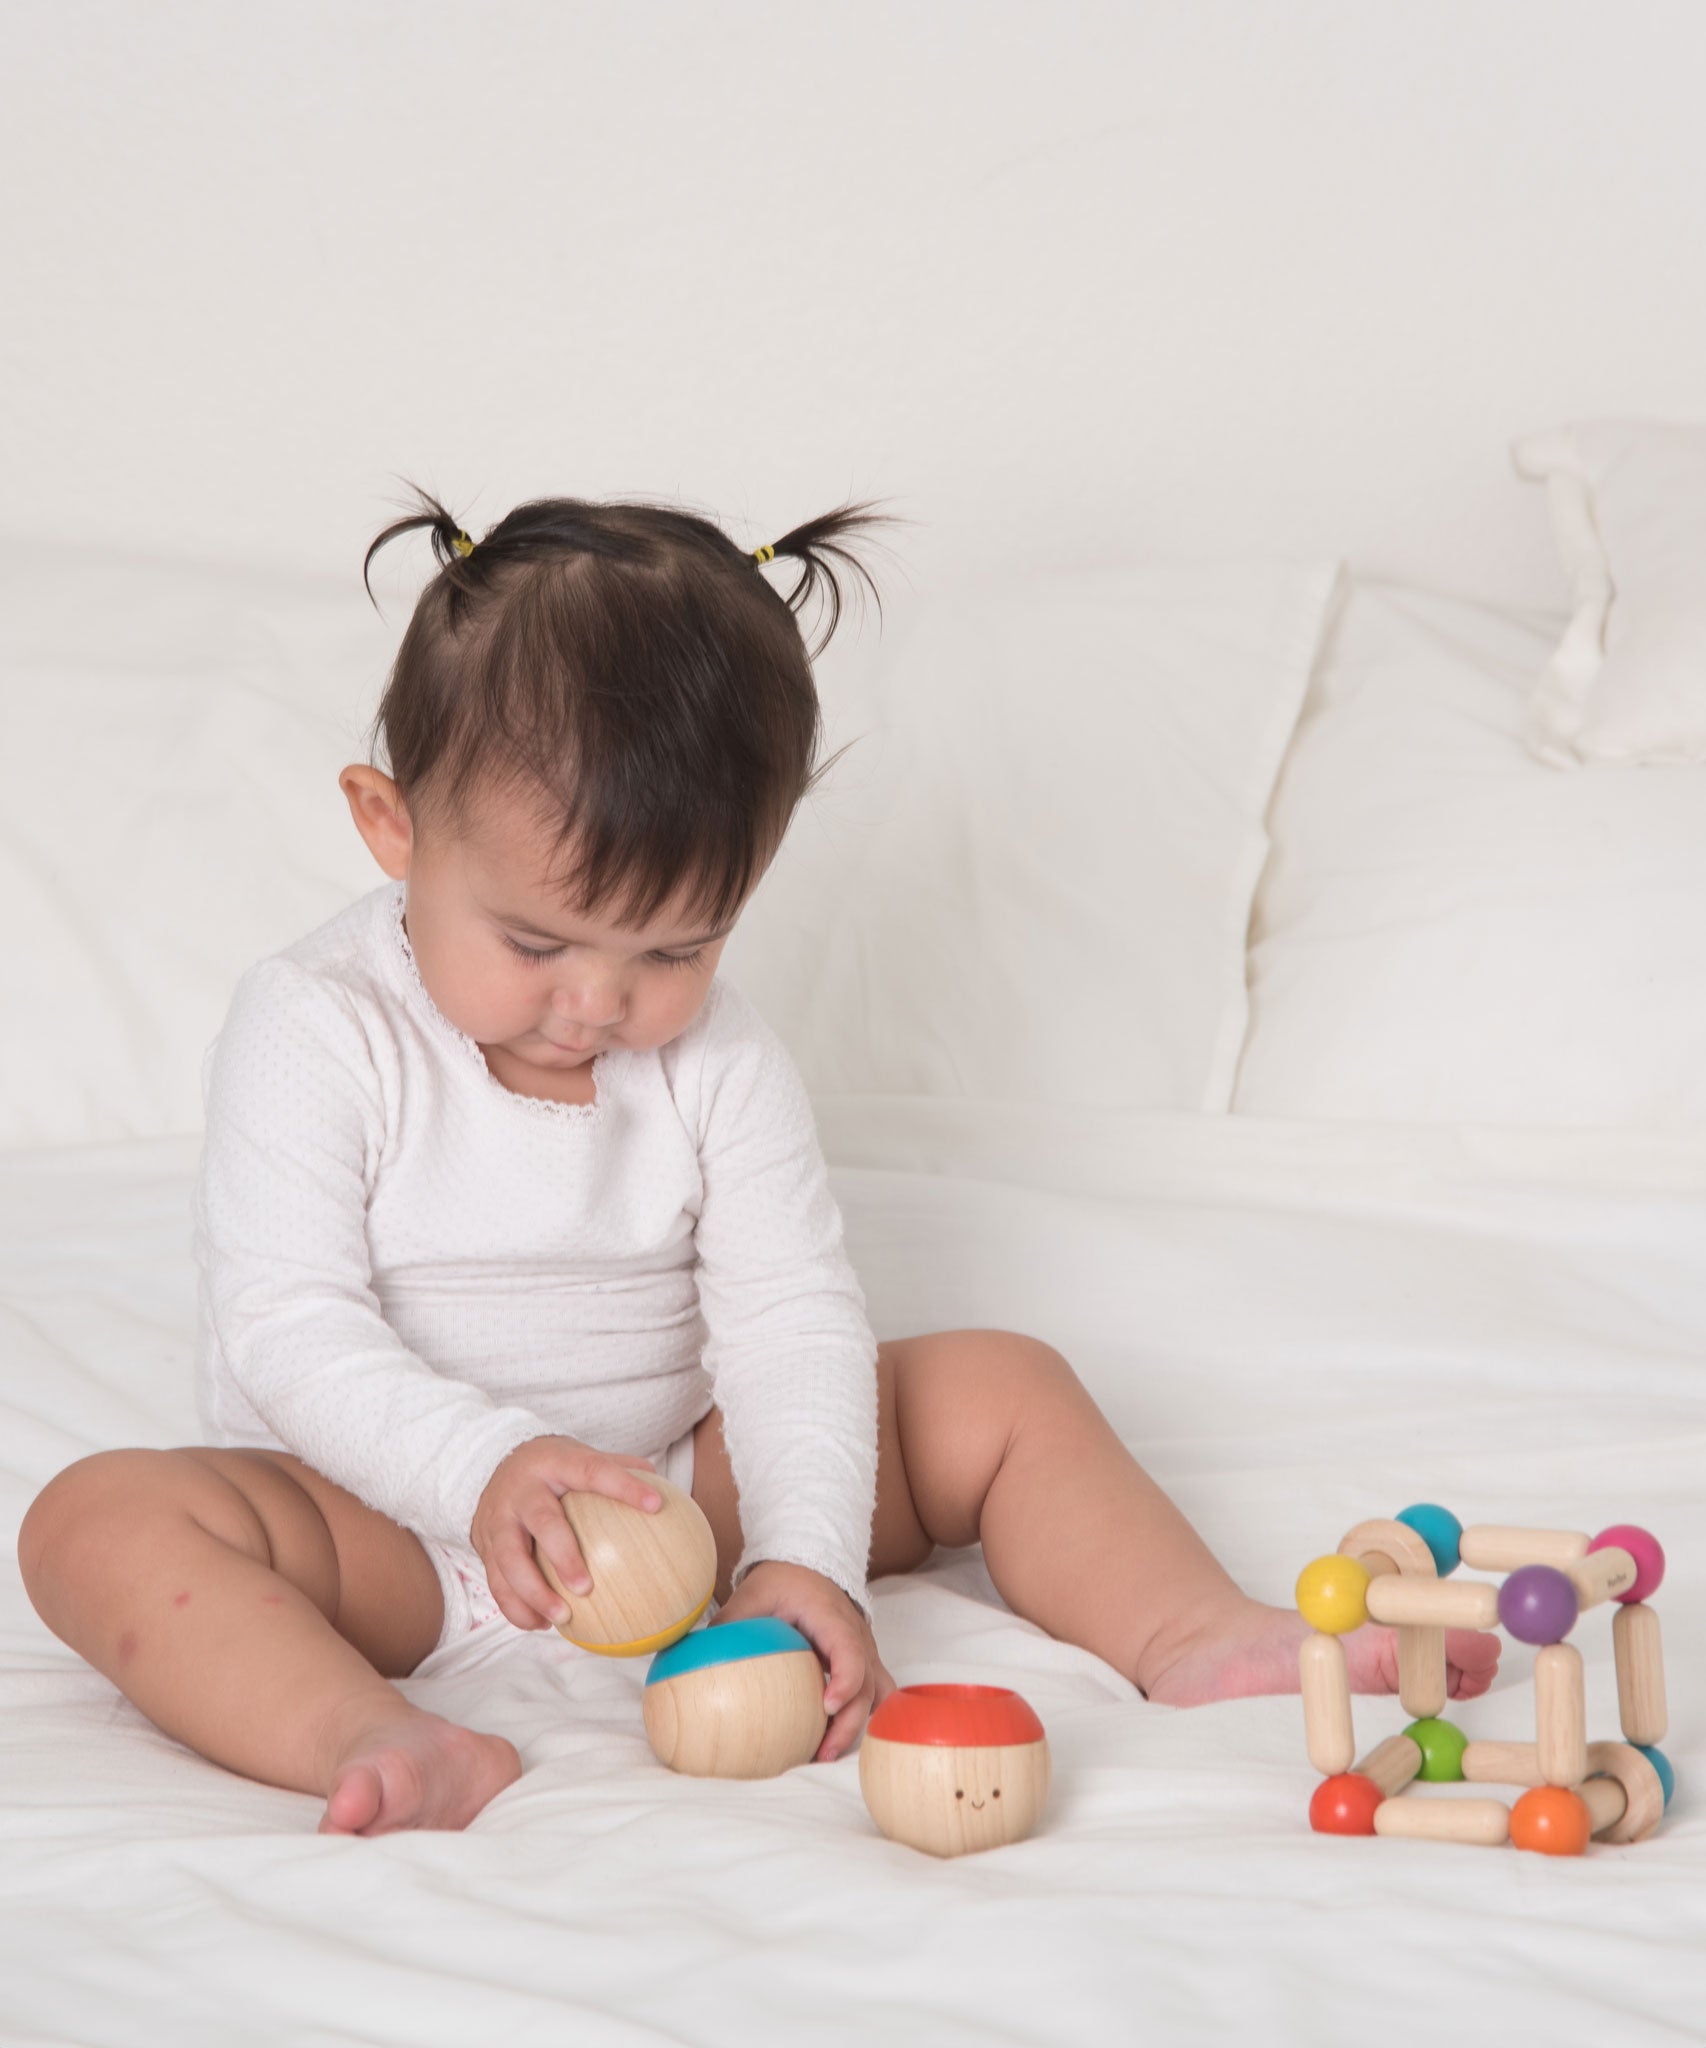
[1234,572,1706,1129]
[0,543,1332,1149]
[726,557,1336,1116]
[1514,420,1706,766]
[0,542,391,1149]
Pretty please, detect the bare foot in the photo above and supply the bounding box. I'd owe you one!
[1142,1599,1502,1708]
[317,1710,523,1836]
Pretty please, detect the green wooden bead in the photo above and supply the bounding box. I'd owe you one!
[1403,1717,1467,1783]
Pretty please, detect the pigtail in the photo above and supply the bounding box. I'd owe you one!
[362,483,481,611]
[758,498,911,660]
[356,476,914,929]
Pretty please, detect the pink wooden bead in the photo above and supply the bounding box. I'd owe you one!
[1590,1524,1664,1602]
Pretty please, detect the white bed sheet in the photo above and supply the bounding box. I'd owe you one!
[3,1120,1703,2047]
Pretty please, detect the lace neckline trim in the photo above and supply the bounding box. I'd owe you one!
[386,881,612,1125]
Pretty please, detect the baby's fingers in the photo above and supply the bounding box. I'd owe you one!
[530,1471,664,1617]
[814,1634,878,1764]
[505,1512,588,1628]
[583,1461,664,1515]
[479,1524,572,1631]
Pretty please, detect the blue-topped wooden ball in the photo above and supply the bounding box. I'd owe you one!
[643,1617,828,1779]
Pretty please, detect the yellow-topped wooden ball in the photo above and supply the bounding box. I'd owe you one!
[536,1470,718,1656]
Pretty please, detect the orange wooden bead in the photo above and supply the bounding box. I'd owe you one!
[1510,1785,1592,1856]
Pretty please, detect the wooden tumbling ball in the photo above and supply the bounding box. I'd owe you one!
[536,1470,717,1656]
[860,1685,1051,1858]
[643,1618,828,1778]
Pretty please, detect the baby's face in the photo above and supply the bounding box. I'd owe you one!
[374,776,743,1082]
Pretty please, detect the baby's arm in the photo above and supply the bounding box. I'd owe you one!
[195,957,552,1544]
[692,982,879,1622]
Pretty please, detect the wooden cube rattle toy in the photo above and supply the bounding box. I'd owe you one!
[643,1617,829,1778]
[859,1684,1051,1858]
[536,1469,718,1657]
[1298,1505,1673,1854]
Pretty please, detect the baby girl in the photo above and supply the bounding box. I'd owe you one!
[19,486,1499,1836]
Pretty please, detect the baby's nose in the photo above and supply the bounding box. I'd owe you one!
[554,990,622,1030]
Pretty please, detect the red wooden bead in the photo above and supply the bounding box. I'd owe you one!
[1310,1772,1383,1835]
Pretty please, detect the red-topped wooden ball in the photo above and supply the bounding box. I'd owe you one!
[859,1684,1051,1858]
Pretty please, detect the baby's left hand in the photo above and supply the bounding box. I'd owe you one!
[711,1559,894,1762]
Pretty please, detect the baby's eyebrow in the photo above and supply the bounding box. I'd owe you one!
[496,909,733,948]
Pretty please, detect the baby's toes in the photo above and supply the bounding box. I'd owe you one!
[1342,1624,1402,1693]
[1444,1627,1501,1698]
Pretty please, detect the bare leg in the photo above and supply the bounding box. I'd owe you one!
[18,1447,522,1833]
[882,1331,1500,1705]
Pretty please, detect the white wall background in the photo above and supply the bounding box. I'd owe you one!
[4,0,1705,610]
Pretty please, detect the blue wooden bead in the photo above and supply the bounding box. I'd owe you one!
[1636,1743,1675,1810]
[1396,1503,1462,1577]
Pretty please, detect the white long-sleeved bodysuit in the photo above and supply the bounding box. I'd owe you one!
[191,878,880,1621]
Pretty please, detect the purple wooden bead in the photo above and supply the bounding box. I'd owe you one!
[1498,1564,1580,1645]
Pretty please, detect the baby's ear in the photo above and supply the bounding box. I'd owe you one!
[338,765,412,879]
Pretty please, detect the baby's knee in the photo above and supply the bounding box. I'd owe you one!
[18,1448,222,1595]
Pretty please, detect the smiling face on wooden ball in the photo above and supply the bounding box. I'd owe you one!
[858,1685,1051,1857]
[535,1470,718,1657]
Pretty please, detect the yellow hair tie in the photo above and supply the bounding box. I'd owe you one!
[452,530,475,559]
[752,543,776,565]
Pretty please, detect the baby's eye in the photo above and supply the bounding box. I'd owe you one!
[501,933,706,971]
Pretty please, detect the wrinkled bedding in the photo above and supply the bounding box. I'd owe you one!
[3,1118,1702,2046]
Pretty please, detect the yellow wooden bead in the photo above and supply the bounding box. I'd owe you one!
[1296,1554,1371,1634]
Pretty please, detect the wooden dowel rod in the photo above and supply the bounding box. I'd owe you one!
[1535,1643,1588,1787]
[1366,1578,1499,1630]
[1300,1632,1354,1776]
[1372,1797,1511,1846]
[1566,1547,1637,1611]
[1579,1774,1627,1838]
[1397,1624,1447,1719]
[1458,1526,1590,1572]
[1355,1734,1423,1799]
[1461,1741,1544,1787]
[1613,1602,1667,1745]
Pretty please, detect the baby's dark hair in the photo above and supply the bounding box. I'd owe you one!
[357,483,905,933]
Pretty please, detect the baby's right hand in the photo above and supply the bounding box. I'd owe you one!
[470,1435,662,1631]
